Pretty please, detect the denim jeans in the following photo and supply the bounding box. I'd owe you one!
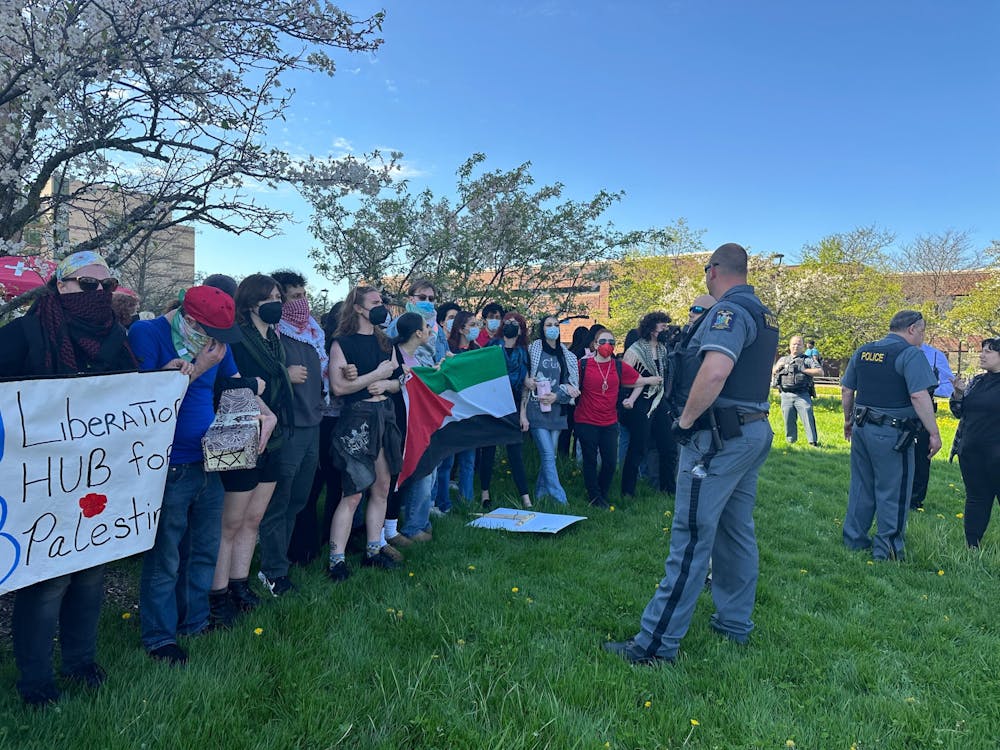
[531,428,567,503]
[456,449,475,501]
[259,424,320,578]
[434,455,455,512]
[140,462,224,651]
[13,565,105,694]
[401,472,436,537]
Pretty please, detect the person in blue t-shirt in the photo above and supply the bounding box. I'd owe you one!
[128,285,273,666]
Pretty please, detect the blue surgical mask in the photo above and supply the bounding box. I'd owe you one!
[544,325,560,341]
[407,300,436,319]
[486,318,501,333]
[468,326,481,341]
[444,318,454,332]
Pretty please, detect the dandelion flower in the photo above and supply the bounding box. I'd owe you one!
[799,569,808,574]
[511,587,519,593]
[609,505,615,512]
[467,565,476,571]
[253,628,263,636]
[937,570,944,576]
[644,700,652,708]
[409,572,415,577]
[690,719,700,726]
[786,741,796,748]
[457,639,466,646]
[121,612,132,620]
[867,561,874,565]
[905,696,916,704]
[956,513,964,519]
[936,513,945,519]
[917,507,925,512]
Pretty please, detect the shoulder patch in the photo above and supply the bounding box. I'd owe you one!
[710,309,735,331]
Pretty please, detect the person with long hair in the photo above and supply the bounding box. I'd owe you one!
[0,251,137,707]
[210,274,292,623]
[327,286,404,580]
[394,312,437,541]
[621,311,678,496]
[481,312,533,509]
[558,324,595,458]
[950,338,1000,547]
[574,326,658,508]
[523,315,579,503]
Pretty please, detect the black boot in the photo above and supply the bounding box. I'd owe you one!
[208,588,236,630]
[228,578,260,612]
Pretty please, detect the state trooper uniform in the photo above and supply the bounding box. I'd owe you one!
[630,284,778,660]
[841,333,936,560]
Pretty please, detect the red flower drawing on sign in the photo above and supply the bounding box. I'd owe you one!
[79,493,108,518]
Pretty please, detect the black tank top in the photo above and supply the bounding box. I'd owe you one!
[337,332,391,405]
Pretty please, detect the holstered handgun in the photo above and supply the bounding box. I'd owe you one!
[853,407,869,427]
[707,408,725,451]
[892,421,920,453]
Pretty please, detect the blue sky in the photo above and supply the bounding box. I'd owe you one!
[197,0,1000,297]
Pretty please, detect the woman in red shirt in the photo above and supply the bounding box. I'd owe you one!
[574,328,661,508]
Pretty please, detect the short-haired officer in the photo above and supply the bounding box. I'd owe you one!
[604,243,778,664]
[771,335,823,446]
[841,310,941,560]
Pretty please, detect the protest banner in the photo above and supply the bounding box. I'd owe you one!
[467,508,587,534]
[0,369,189,594]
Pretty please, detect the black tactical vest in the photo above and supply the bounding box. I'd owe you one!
[853,336,911,409]
[718,292,780,402]
[670,290,778,407]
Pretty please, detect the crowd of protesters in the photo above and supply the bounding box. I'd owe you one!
[0,255,992,706]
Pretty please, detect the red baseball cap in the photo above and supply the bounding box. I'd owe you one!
[182,286,243,343]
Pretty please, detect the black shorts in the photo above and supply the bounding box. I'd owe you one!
[220,447,281,493]
[330,399,403,496]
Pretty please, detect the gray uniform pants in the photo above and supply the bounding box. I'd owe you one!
[843,421,914,560]
[633,418,773,660]
[779,391,818,444]
[259,424,321,578]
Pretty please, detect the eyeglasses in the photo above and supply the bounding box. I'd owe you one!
[596,338,615,345]
[415,293,436,302]
[63,276,119,292]
[704,262,719,273]
[689,305,707,314]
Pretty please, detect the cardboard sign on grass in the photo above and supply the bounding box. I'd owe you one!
[467,508,586,534]
[0,370,189,593]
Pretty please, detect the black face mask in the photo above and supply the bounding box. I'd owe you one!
[257,300,283,325]
[502,322,520,339]
[368,305,389,326]
[657,330,671,344]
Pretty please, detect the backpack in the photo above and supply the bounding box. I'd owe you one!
[579,356,628,411]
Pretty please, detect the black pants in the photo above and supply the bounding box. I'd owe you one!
[480,442,530,495]
[575,422,618,503]
[557,405,576,457]
[288,415,342,565]
[621,399,677,495]
[910,428,931,508]
[959,447,1000,547]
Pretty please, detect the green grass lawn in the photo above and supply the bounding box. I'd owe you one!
[2,396,997,750]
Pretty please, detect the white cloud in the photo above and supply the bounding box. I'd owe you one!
[332,137,354,152]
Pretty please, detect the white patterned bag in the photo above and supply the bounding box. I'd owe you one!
[202,388,261,471]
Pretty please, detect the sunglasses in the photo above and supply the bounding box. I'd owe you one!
[596,338,615,345]
[415,293,436,302]
[689,305,707,314]
[64,276,119,292]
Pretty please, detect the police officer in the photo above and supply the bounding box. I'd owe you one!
[771,335,823,446]
[841,310,941,560]
[604,243,778,664]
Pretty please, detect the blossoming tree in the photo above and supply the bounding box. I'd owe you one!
[0,0,391,311]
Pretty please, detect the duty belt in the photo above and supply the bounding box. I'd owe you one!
[854,408,916,430]
[692,409,768,431]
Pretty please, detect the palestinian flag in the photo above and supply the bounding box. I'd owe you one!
[398,346,522,488]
